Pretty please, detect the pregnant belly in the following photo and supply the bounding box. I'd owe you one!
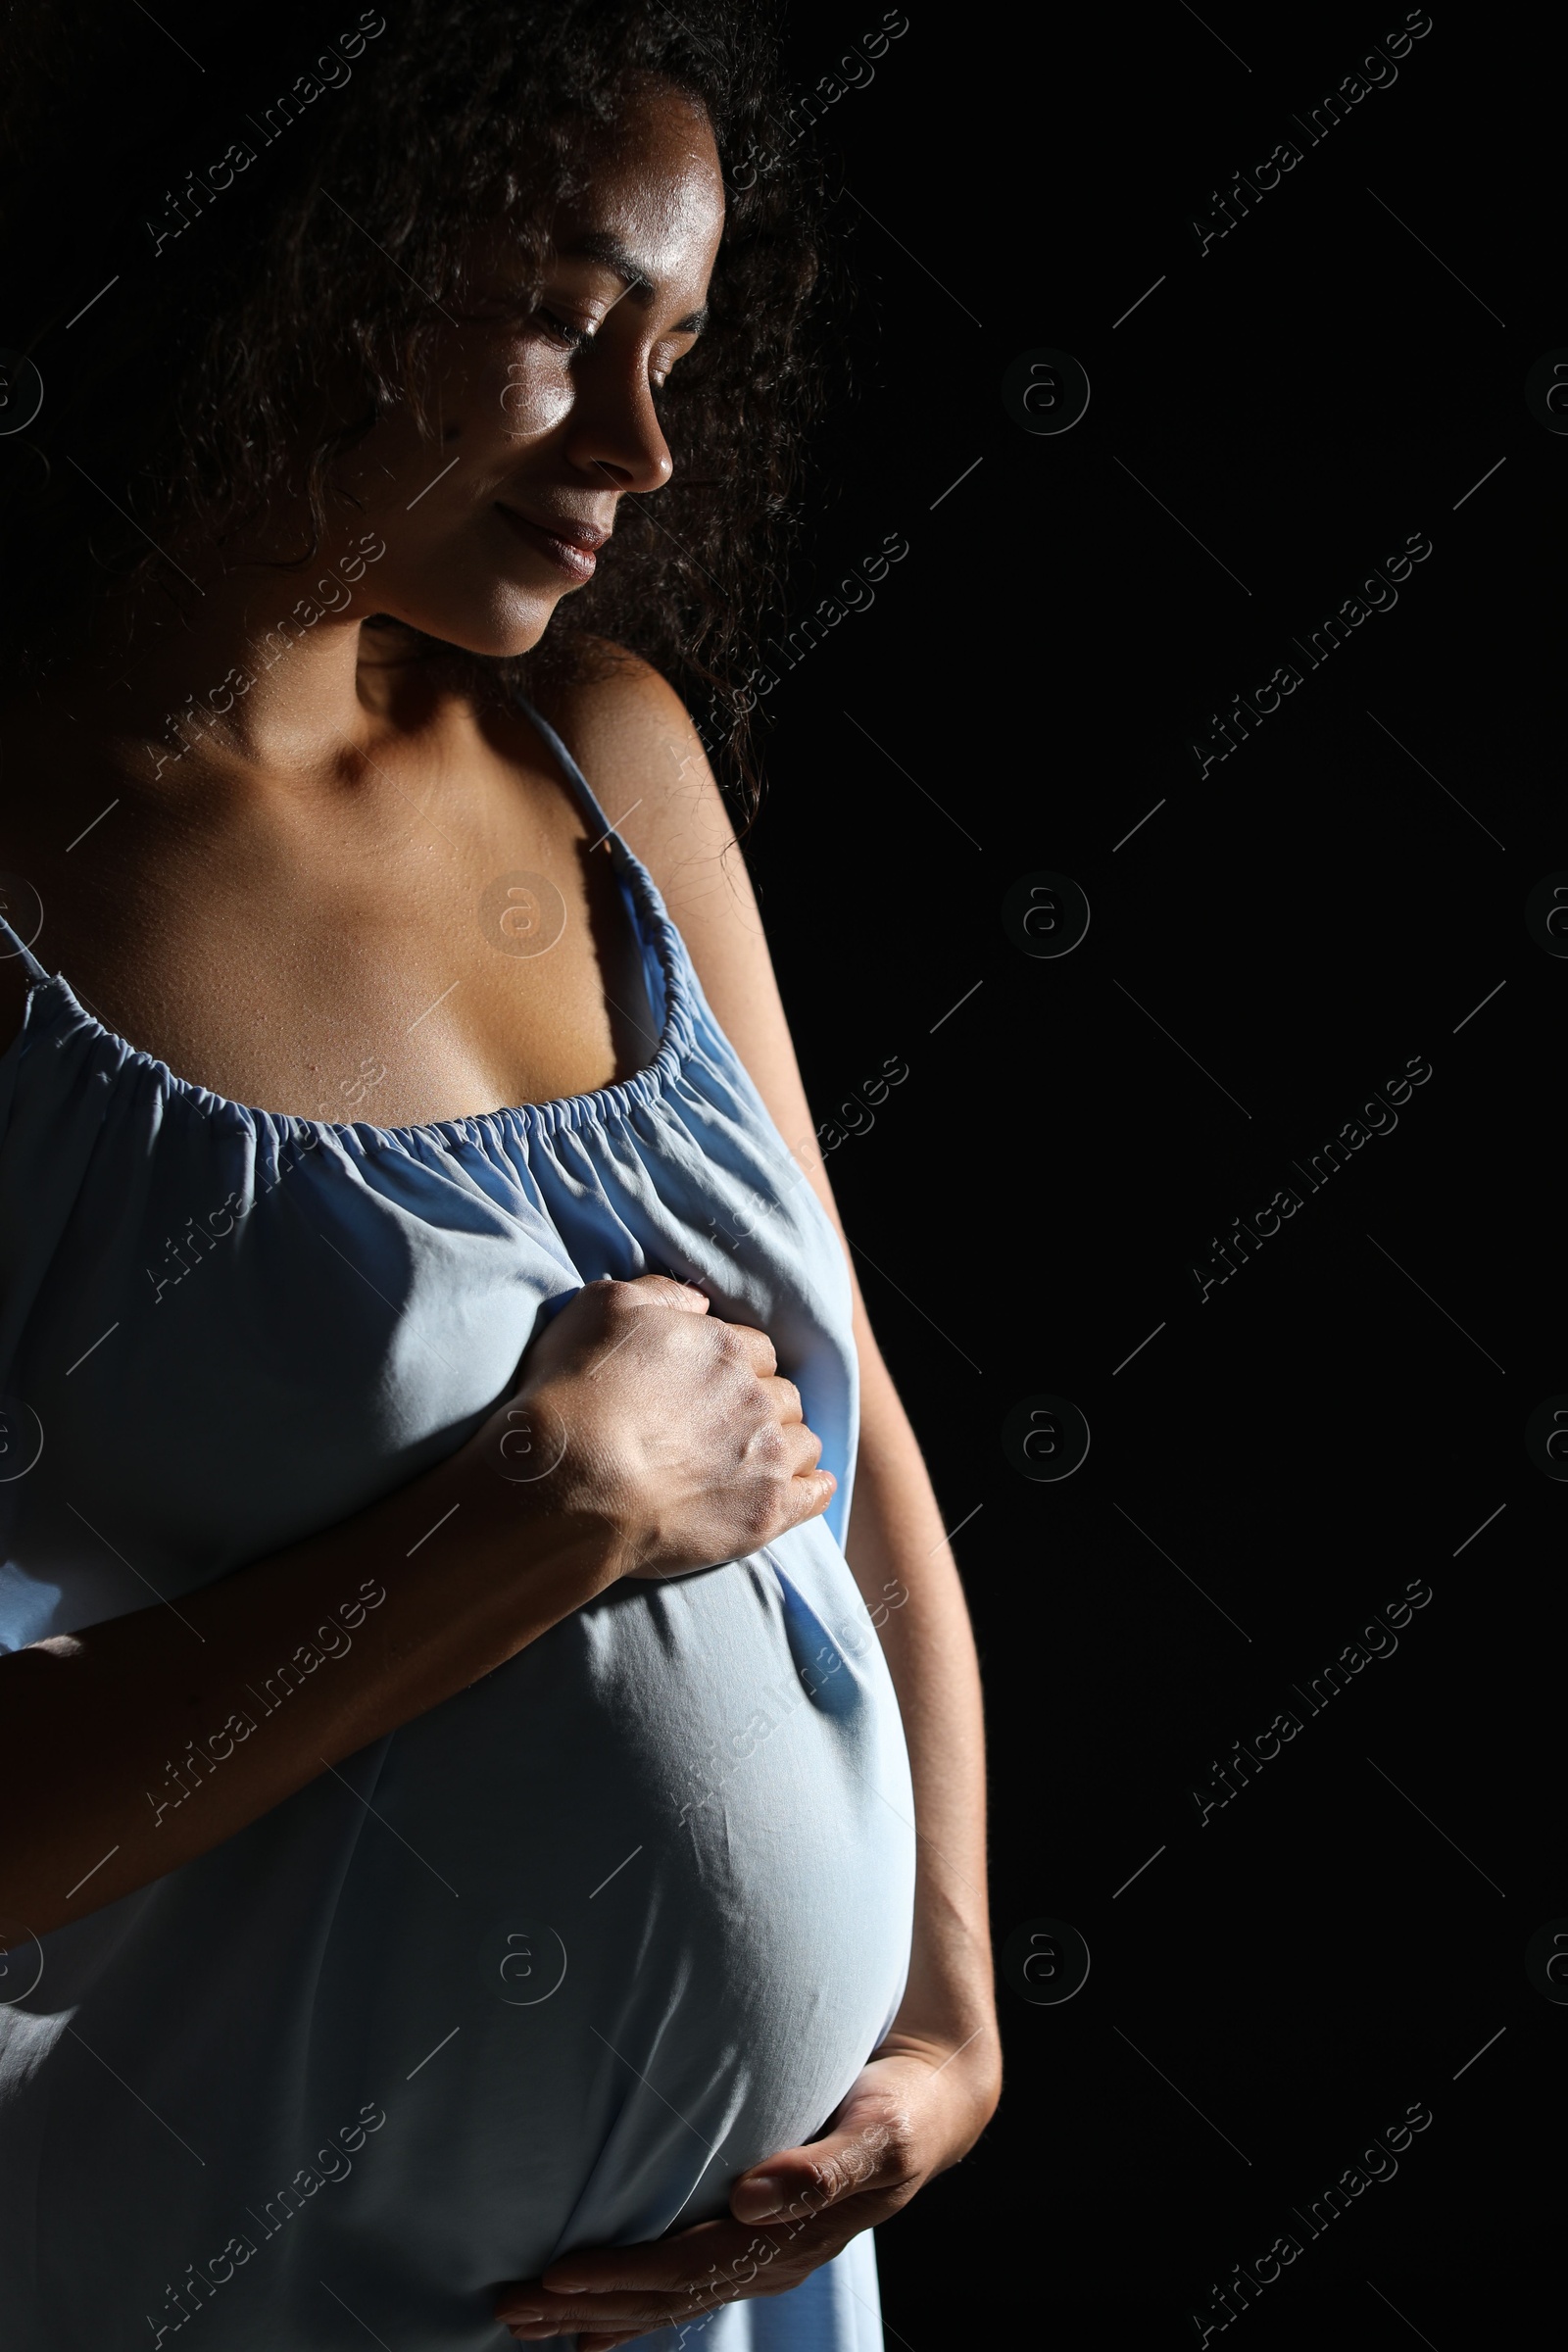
[24,1525,914,2352]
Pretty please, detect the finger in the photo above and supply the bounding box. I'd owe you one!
[760,1373,805,1425]
[775,1419,825,1487]
[518,2195,864,2313]
[513,2203,862,2328]
[531,2217,763,2300]
[780,1415,822,1472]
[513,2328,643,2342]
[617,1274,711,1315]
[781,1466,836,1529]
[499,2277,678,2323]
[730,2117,900,2225]
[719,1319,778,1378]
[505,2214,841,2330]
[501,2294,683,2332]
[530,2251,695,2299]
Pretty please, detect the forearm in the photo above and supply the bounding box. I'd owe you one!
[0,1446,614,1941]
[0,1269,832,1947]
[844,1322,1000,2094]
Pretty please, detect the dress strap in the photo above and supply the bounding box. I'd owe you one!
[509,686,623,851]
[0,898,48,986]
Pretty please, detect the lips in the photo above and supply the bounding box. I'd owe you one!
[493,505,609,580]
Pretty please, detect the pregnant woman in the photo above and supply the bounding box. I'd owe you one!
[0,5,999,2347]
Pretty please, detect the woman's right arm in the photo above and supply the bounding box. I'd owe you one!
[0,1277,832,1941]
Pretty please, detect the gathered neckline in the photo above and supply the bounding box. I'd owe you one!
[8,835,695,1154]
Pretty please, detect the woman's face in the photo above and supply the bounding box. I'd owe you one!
[326,79,723,658]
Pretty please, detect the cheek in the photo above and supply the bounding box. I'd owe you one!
[499,353,574,439]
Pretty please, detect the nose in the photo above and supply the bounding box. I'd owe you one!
[562,357,673,497]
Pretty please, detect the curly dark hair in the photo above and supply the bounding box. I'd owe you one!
[0,0,843,813]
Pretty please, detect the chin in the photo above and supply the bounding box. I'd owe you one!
[384,583,568,662]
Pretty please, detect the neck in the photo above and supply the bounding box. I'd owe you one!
[14,538,442,801]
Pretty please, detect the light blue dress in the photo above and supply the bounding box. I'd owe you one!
[0,695,915,2352]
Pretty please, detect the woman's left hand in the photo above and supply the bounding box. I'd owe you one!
[494,2032,1000,2348]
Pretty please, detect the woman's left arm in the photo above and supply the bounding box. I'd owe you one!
[498,662,1001,2348]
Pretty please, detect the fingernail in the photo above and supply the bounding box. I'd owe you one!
[734,2175,786,2216]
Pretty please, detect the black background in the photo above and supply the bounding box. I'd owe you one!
[4,0,1554,2344]
[757,3,1553,2345]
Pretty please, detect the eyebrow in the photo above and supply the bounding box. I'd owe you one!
[558,231,710,335]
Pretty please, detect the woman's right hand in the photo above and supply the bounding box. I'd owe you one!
[0,1277,833,1941]
[466,1276,836,1584]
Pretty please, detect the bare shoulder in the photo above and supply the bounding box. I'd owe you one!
[527,645,827,1190]
[527,642,746,916]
